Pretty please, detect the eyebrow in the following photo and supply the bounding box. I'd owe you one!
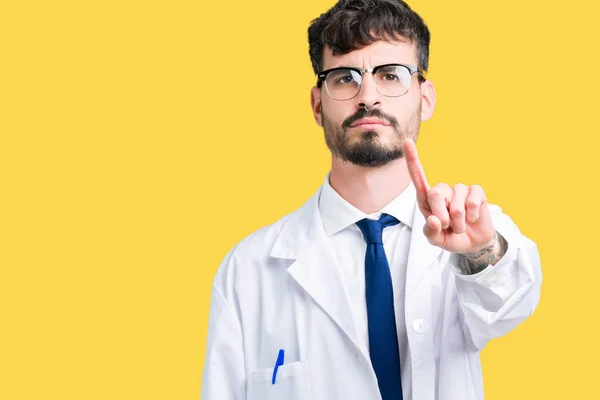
[329,63,405,70]
[327,67,352,73]
[324,65,357,70]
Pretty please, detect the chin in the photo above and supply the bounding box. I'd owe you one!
[358,130,400,146]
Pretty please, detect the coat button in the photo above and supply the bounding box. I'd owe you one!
[413,318,428,334]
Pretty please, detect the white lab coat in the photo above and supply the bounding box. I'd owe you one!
[201,183,542,400]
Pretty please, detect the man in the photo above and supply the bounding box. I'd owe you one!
[200,1,542,399]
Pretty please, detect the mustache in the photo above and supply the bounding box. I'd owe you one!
[342,108,399,130]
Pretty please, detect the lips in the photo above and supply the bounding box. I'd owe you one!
[350,118,390,127]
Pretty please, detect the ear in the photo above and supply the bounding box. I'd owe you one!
[310,86,323,127]
[419,79,436,122]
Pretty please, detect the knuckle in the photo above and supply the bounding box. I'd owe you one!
[428,188,441,199]
[465,199,479,209]
[433,208,449,219]
[471,184,486,197]
[439,183,452,193]
[450,206,465,217]
[433,183,449,192]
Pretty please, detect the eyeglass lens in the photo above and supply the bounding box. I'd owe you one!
[324,65,413,100]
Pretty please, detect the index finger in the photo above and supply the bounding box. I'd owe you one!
[403,138,431,196]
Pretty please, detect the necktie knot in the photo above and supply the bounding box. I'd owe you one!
[356,213,400,244]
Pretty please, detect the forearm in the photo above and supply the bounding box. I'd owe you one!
[452,210,542,349]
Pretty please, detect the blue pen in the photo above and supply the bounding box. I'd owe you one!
[271,349,285,384]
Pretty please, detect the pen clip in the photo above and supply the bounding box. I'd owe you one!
[271,349,285,385]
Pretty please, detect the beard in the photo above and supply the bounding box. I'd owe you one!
[322,105,421,168]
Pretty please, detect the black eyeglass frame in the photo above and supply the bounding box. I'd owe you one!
[316,63,427,99]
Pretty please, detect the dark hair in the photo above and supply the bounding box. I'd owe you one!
[308,0,430,77]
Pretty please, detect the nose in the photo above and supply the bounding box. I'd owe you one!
[356,72,381,111]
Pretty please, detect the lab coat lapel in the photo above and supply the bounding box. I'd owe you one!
[405,202,443,298]
[269,186,367,359]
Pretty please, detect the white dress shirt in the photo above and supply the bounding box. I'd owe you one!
[318,172,417,400]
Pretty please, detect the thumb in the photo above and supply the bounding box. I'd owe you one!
[423,215,444,247]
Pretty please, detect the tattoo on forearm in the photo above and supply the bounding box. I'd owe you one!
[467,259,493,275]
[462,231,508,274]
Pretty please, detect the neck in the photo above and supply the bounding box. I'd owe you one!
[329,156,411,214]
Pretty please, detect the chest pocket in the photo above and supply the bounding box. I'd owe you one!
[246,360,310,400]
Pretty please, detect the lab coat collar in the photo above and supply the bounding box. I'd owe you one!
[269,179,442,359]
[270,177,430,262]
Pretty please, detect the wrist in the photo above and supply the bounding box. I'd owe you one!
[461,231,507,274]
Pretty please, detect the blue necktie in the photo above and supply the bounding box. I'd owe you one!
[356,213,403,400]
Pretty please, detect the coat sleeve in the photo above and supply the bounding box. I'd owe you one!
[200,250,246,400]
[451,204,542,351]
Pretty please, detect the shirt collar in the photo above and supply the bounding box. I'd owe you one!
[318,171,416,237]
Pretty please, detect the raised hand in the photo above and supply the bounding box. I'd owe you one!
[403,138,495,255]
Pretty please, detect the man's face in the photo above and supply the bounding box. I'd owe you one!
[310,39,435,168]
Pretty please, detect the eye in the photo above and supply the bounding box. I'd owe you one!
[335,75,354,84]
[382,73,400,82]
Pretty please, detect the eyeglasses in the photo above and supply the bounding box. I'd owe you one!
[316,63,426,101]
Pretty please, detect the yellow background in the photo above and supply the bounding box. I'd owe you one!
[1,0,598,398]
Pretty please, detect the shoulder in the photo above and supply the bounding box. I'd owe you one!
[211,211,294,291]
[235,213,292,259]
